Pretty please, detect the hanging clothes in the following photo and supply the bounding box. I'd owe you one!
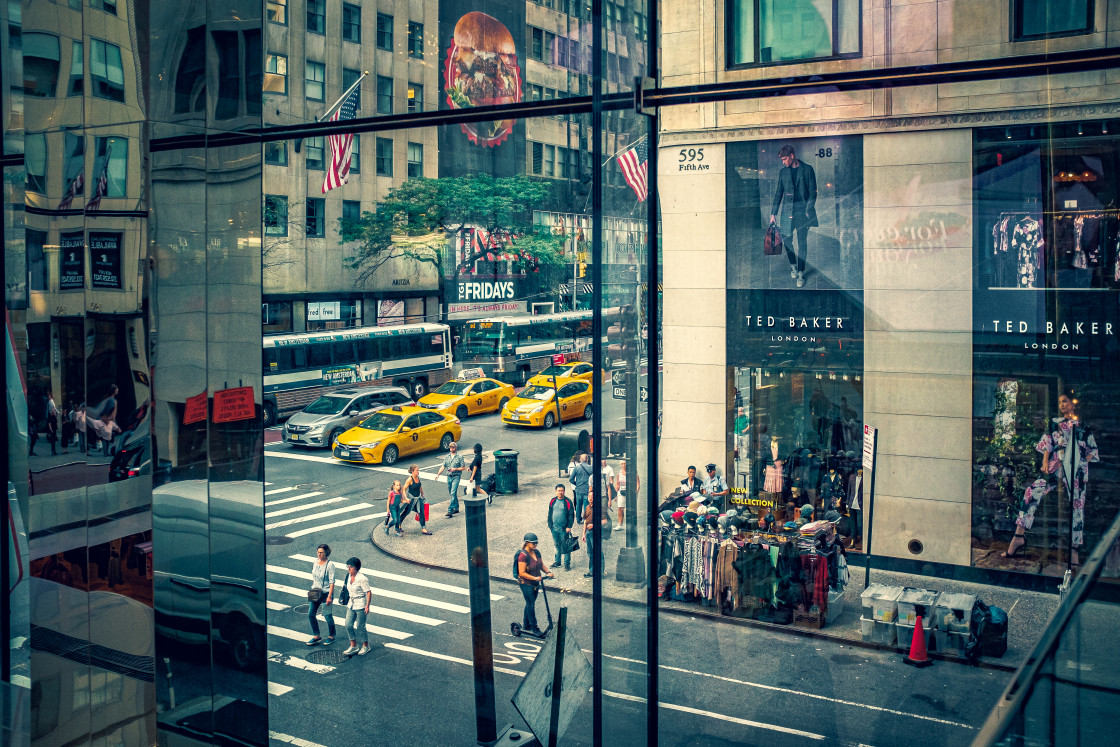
[733,545,775,609]
[820,471,844,508]
[713,541,740,609]
[1037,417,1100,549]
[1011,216,1045,287]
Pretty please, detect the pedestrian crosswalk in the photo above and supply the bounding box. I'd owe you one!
[261,479,384,539]
[264,551,508,693]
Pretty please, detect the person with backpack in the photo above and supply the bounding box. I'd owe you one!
[515,534,553,636]
[568,451,593,523]
[547,484,576,571]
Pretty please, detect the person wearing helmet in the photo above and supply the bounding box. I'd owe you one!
[516,534,553,636]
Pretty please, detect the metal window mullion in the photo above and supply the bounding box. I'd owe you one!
[591,0,604,741]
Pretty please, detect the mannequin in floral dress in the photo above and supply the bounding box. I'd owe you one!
[763,437,784,494]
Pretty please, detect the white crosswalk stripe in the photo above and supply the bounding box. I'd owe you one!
[268,682,293,696]
[268,615,410,642]
[266,579,446,626]
[265,497,345,518]
[289,554,505,601]
[268,650,335,674]
[265,486,297,495]
[285,512,385,538]
[266,491,325,507]
[265,503,374,531]
[266,563,470,614]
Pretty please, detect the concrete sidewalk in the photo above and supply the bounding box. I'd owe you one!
[369,479,1061,671]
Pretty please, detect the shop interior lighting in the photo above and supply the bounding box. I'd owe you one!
[1078,123,1084,135]
[1104,122,1110,134]
[1006,128,1012,139]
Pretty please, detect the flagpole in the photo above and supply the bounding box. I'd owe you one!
[602,133,648,167]
[294,71,368,153]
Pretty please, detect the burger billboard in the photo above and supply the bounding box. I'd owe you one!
[439,0,527,177]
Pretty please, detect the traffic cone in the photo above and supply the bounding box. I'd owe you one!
[903,614,933,668]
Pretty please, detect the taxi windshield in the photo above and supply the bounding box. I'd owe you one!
[303,396,350,415]
[538,365,570,377]
[359,412,403,431]
[519,385,556,401]
[434,381,473,395]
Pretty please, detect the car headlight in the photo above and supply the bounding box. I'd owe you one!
[307,425,325,434]
[361,442,381,449]
[529,406,544,415]
[437,401,455,409]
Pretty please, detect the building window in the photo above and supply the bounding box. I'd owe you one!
[267,0,287,24]
[25,134,47,194]
[265,53,287,93]
[265,141,288,166]
[407,142,423,178]
[342,3,361,43]
[376,137,393,176]
[305,60,325,101]
[264,195,288,236]
[376,13,393,50]
[90,0,117,15]
[350,134,361,174]
[306,137,325,170]
[23,33,60,98]
[543,144,555,177]
[307,0,325,34]
[407,21,424,57]
[63,131,84,191]
[530,27,555,62]
[342,200,361,226]
[727,0,860,67]
[376,75,393,114]
[343,67,362,109]
[94,136,127,198]
[407,83,423,113]
[27,230,48,291]
[1013,0,1093,40]
[67,41,83,95]
[531,142,543,174]
[306,198,325,238]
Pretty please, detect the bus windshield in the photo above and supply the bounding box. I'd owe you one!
[434,381,473,395]
[460,324,511,356]
[518,385,556,401]
[302,396,351,415]
[359,412,404,432]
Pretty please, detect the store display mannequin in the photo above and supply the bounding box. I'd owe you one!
[820,469,843,507]
[847,469,863,540]
[763,437,785,494]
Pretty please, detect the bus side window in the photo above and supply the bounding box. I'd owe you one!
[358,338,377,362]
[332,341,356,365]
[263,348,278,374]
[386,338,403,360]
[291,346,307,370]
[407,335,424,356]
[308,343,331,368]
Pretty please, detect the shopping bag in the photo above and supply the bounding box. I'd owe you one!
[564,534,581,554]
[764,223,784,256]
[413,503,430,522]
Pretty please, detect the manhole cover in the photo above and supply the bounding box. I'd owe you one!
[306,649,348,665]
[616,618,633,624]
[267,534,295,545]
[295,483,323,489]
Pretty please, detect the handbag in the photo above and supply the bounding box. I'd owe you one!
[564,534,581,554]
[307,588,323,603]
[764,223,784,256]
[339,584,350,607]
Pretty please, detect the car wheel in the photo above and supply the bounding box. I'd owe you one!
[263,402,277,428]
[543,412,555,429]
[327,428,342,450]
[382,445,399,465]
[517,368,530,387]
[583,404,593,421]
[227,619,264,671]
[440,432,453,451]
[411,378,429,400]
[498,397,509,413]
[456,405,469,421]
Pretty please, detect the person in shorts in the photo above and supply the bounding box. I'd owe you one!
[467,443,489,504]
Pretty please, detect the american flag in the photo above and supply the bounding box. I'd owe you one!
[86,144,111,212]
[58,172,83,210]
[322,85,361,194]
[617,139,648,202]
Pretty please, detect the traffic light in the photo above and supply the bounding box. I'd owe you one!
[578,262,587,278]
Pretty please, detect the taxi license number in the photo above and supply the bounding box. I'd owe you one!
[339,449,350,457]
[289,434,299,441]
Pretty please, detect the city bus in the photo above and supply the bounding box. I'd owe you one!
[455,309,620,385]
[262,323,453,425]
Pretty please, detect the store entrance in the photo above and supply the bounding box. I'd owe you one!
[732,367,865,552]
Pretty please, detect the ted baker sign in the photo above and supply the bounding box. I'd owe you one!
[990,318,1115,351]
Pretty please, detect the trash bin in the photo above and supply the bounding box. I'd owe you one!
[494,449,520,494]
[557,429,590,475]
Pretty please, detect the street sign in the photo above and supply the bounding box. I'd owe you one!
[639,386,648,403]
[511,622,591,746]
[612,386,627,399]
[611,370,625,386]
[862,424,877,471]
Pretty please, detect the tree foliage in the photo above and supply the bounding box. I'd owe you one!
[339,174,568,286]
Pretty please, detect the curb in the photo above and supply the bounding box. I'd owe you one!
[367,526,1017,673]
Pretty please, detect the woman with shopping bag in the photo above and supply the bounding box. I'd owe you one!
[404,465,431,535]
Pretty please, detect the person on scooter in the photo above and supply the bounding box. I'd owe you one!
[516,534,553,636]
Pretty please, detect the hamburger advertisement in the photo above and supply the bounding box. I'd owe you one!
[444,11,523,147]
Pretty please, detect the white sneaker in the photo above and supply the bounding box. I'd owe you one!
[614,524,624,531]
[790,265,798,279]
[357,644,371,656]
[343,645,357,655]
[796,272,805,288]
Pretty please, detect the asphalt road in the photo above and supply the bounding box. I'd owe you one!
[260,425,1010,747]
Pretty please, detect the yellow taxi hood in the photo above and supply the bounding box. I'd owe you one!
[337,425,397,445]
[511,395,553,412]
[418,393,458,406]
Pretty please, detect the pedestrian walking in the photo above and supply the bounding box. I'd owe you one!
[306,543,336,645]
[547,484,576,571]
[27,413,38,456]
[600,457,616,519]
[75,402,87,453]
[61,403,76,454]
[45,409,58,456]
[581,489,608,577]
[516,534,553,636]
[404,465,432,535]
[615,458,638,531]
[568,451,593,523]
[436,442,465,518]
[466,443,489,504]
[343,557,372,656]
[385,479,406,535]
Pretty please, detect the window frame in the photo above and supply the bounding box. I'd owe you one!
[93,136,128,198]
[264,140,288,166]
[342,3,362,43]
[264,195,289,237]
[305,136,326,170]
[89,37,126,101]
[265,53,288,94]
[22,32,61,98]
[306,198,325,238]
[305,60,325,102]
[725,0,863,70]
[307,0,326,35]
[408,82,423,113]
[376,13,394,50]
[342,200,361,226]
[407,142,423,179]
[343,68,363,109]
[350,134,361,174]
[267,0,287,25]
[376,75,393,114]
[1011,0,1095,41]
[376,137,394,176]
[407,21,424,58]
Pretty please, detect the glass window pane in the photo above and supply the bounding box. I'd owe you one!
[22,33,60,97]
[265,141,288,165]
[305,61,325,102]
[759,0,833,63]
[343,3,362,43]
[376,137,393,176]
[408,21,424,58]
[267,0,287,24]
[306,137,325,170]
[25,133,47,193]
[1017,0,1092,38]
[377,13,394,50]
[377,76,393,114]
[68,41,83,96]
[407,142,422,178]
[307,0,325,34]
[343,67,362,110]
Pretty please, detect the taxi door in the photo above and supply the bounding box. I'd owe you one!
[560,382,590,422]
[478,380,500,412]
[555,383,575,422]
[417,412,445,451]
[399,414,423,455]
[467,382,486,416]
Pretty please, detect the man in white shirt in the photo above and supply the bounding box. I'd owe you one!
[702,463,729,511]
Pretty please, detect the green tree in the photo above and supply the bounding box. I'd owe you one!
[338,174,568,286]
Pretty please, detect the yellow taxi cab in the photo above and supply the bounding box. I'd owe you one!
[416,368,516,420]
[333,405,462,466]
[527,361,596,389]
[501,380,593,429]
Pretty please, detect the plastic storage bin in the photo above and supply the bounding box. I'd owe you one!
[860,617,874,642]
[896,621,933,651]
[933,628,969,655]
[860,583,886,619]
[826,589,844,625]
[862,585,903,622]
[933,592,977,633]
[897,588,940,626]
[872,620,896,646]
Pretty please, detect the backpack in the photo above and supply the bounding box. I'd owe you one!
[482,473,497,493]
[514,549,540,581]
[965,600,1008,663]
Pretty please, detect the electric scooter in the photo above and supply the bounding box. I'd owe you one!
[510,578,554,639]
